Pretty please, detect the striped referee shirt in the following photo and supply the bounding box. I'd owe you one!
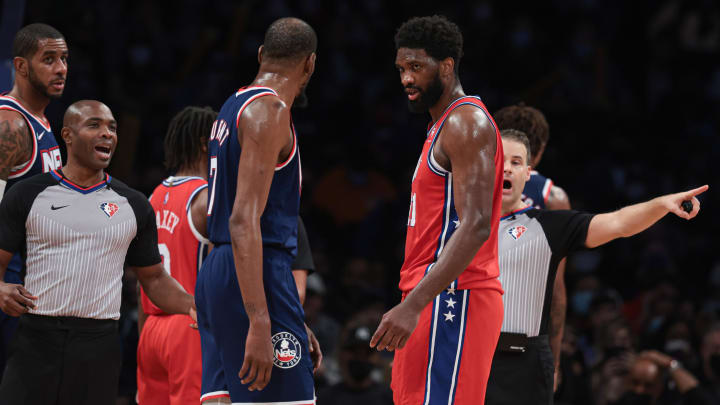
[0,171,161,320]
[498,206,593,337]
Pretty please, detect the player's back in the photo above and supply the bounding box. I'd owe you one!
[521,170,553,209]
[142,176,209,315]
[206,86,301,256]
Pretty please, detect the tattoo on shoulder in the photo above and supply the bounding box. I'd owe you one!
[0,119,32,179]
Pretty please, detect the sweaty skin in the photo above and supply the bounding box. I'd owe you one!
[371,47,498,352]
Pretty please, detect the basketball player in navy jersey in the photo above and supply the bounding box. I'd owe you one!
[494,104,569,389]
[195,18,319,404]
[370,16,505,405]
[0,23,66,379]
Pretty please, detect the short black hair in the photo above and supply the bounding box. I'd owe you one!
[494,103,549,161]
[395,15,464,73]
[500,129,532,164]
[13,23,65,59]
[262,17,317,60]
[164,106,217,173]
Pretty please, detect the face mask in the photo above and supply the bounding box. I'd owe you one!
[710,354,720,377]
[571,291,594,315]
[664,339,691,354]
[614,391,653,405]
[347,359,374,382]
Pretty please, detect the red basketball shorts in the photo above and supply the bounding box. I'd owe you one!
[137,314,202,405]
[392,287,503,405]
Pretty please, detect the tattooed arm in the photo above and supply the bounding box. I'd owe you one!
[0,110,32,199]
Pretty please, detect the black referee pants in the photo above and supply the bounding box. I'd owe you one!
[485,334,555,405]
[0,313,121,405]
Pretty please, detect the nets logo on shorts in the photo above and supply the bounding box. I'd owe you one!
[272,331,301,369]
[100,202,119,218]
[508,225,527,240]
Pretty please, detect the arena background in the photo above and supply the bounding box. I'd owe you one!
[1,1,718,404]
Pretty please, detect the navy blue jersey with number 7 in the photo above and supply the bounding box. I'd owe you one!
[206,86,301,255]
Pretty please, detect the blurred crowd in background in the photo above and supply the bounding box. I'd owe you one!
[2,0,720,404]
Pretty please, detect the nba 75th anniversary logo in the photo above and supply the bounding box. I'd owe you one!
[272,332,302,369]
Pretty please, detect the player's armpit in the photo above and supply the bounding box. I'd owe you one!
[546,185,570,210]
[0,110,33,181]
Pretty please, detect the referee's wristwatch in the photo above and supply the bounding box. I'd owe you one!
[669,359,682,372]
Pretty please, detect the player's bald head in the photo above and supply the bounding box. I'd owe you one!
[63,100,111,128]
[262,17,317,61]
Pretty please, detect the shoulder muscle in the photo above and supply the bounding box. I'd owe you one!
[0,110,32,179]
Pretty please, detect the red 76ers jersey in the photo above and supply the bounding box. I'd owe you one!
[399,96,504,293]
[141,176,210,315]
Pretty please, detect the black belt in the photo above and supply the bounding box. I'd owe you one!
[21,313,118,331]
[496,332,548,353]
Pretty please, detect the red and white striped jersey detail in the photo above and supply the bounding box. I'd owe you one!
[399,96,504,293]
[142,176,208,316]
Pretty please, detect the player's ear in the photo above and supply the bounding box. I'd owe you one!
[257,45,264,64]
[440,57,454,79]
[304,52,316,76]
[525,165,532,181]
[61,126,72,146]
[13,57,28,77]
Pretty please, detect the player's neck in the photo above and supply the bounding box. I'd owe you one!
[429,83,465,123]
[61,162,105,187]
[8,83,50,118]
[175,162,206,179]
[252,70,298,106]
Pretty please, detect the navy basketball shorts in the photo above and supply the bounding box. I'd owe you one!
[195,244,315,404]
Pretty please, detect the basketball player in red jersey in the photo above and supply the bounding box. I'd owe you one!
[137,106,216,405]
[370,16,504,405]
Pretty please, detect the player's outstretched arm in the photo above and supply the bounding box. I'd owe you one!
[0,110,32,199]
[371,106,497,352]
[134,263,195,317]
[231,97,293,392]
[585,185,708,248]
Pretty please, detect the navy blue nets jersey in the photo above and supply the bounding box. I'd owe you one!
[0,95,62,274]
[521,170,553,210]
[0,95,62,190]
[206,86,301,254]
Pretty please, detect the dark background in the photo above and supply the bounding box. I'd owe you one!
[2,0,719,404]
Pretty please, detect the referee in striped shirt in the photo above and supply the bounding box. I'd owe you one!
[0,100,195,404]
[485,129,707,405]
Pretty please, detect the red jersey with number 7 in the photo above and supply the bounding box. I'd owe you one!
[399,96,504,293]
[141,176,210,315]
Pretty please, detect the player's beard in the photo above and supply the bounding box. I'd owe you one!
[28,65,60,99]
[407,72,444,114]
[293,85,309,109]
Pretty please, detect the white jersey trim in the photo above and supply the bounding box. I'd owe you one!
[187,184,211,245]
[230,399,316,405]
[0,95,52,131]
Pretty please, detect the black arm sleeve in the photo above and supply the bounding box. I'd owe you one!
[0,179,45,253]
[112,180,161,267]
[291,216,315,272]
[535,210,595,258]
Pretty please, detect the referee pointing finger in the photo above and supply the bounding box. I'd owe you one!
[0,100,196,405]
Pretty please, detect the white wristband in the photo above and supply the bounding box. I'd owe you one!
[0,179,6,200]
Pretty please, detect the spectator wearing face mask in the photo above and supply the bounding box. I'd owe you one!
[612,350,711,405]
[698,324,720,403]
[317,321,392,405]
